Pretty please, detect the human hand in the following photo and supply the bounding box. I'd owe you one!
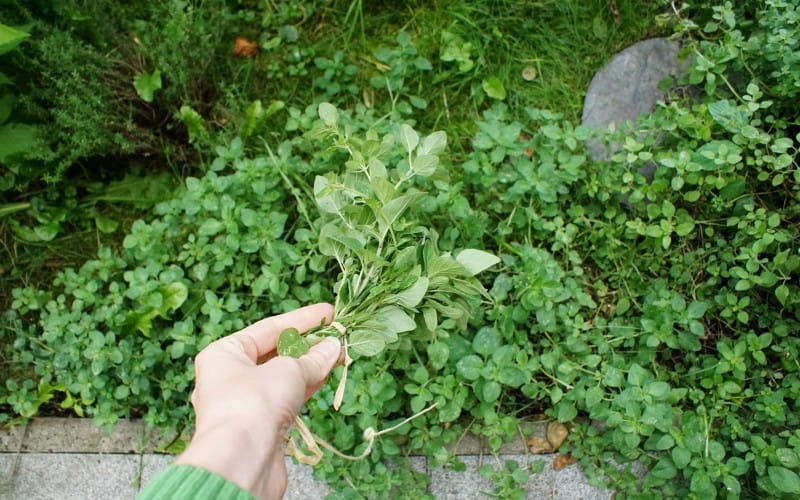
[175,303,340,500]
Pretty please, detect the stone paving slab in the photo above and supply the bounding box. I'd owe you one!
[0,453,140,500]
[21,418,145,454]
[0,426,24,454]
[430,455,612,500]
[0,419,616,499]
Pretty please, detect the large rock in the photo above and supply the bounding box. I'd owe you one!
[582,38,688,180]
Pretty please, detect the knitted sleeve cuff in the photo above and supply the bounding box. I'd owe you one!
[137,464,255,500]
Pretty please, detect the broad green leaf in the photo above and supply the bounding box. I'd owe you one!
[277,328,310,358]
[0,23,29,55]
[376,192,424,239]
[651,457,677,479]
[318,223,365,259]
[399,124,419,153]
[394,277,429,308]
[427,341,449,368]
[456,355,483,381]
[133,70,162,103]
[411,154,439,177]
[95,215,119,234]
[768,466,800,494]
[376,306,416,333]
[455,249,500,276]
[198,218,225,236]
[647,381,671,400]
[482,76,507,100]
[318,102,337,126]
[0,123,40,161]
[161,282,188,313]
[672,447,691,468]
[481,380,501,402]
[473,327,501,356]
[314,175,346,215]
[498,366,528,387]
[348,329,385,356]
[417,131,448,156]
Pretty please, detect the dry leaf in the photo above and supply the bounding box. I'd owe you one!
[546,422,569,451]
[233,37,259,57]
[552,454,578,470]
[526,436,554,454]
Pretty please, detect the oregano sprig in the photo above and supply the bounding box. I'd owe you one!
[278,103,499,361]
[278,103,499,461]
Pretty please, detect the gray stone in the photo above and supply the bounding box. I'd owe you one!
[2,453,139,499]
[284,457,330,499]
[0,425,26,453]
[139,454,173,491]
[23,418,144,453]
[582,38,689,180]
[1,453,21,498]
[430,454,614,500]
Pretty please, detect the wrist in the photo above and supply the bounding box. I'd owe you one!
[176,416,283,496]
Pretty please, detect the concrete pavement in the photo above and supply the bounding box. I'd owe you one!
[0,418,615,499]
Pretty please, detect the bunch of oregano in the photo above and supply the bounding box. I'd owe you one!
[278,103,499,414]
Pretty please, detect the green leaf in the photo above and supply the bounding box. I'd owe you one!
[455,249,500,276]
[161,282,188,313]
[394,277,429,308]
[95,215,119,234]
[647,381,671,400]
[482,76,506,100]
[400,124,419,153]
[179,106,209,144]
[417,131,448,156]
[687,300,708,319]
[626,364,649,386]
[377,192,424,239]
[427,342,449,368]
[318,223,366,260]
[242,100,264,137]
[768,466,800,494]
[556,401,577,422]
[672,447,691,468]
[456,355,483,381]
[318,102,338,126]
[0,23,30,55]
[651,457,677,478]
[0,123,41,161]
[498,367,528,387]
[375,306,416,333]
[348,329,385,357]
[481,380,501,402]
[133,70,162,103]
[473,327,501,357]
[277,328,310,358]
[776,284,789,306]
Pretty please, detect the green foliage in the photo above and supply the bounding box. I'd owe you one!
[277,103,497,360]
[3,1,800,498]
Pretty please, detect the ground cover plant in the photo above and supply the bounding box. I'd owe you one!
[2,0,800,498]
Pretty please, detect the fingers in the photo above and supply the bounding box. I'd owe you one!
[296,337,341,400]
[231,303,334,361]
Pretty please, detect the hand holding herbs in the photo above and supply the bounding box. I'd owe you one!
[171,304,339,500]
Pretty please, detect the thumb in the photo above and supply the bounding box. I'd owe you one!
[297,337,341,398]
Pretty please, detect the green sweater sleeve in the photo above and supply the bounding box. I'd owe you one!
[137,464,255,500]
